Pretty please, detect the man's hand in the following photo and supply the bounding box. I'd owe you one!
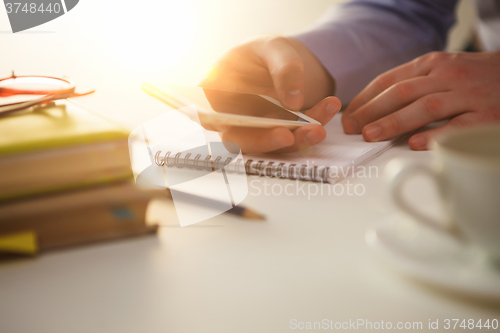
[342,51,500,150]
[199,36,340,154]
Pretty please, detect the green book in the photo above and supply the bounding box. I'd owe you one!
[0,100,132,201]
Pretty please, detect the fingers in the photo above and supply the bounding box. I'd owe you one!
[361,91,469,142]
[344,53,439,117]
[275,124,327,153]
[220,123,328,154]
[255,37,306,110]
[342,76,449,133]
[218,97,340,154]
[344,63,422,116]
[408,112,489,150]
[220,127,295,154]
[302,96,341,125]
[198,45,274,95]
[273,98,339,153]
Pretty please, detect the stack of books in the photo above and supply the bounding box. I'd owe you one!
[0,101,158,258]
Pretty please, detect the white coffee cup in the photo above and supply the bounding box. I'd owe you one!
[387,124,500,263]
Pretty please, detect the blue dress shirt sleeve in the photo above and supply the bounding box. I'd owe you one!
[292,0,459,103]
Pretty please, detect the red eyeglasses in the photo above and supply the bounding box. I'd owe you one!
[0,72,95,116]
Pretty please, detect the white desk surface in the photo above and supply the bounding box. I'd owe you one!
[1,4,498,329]
[1,137,499,332]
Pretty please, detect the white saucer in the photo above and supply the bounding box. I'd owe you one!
[366,217,500,301]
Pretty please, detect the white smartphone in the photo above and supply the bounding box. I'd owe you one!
[142,83,319,129]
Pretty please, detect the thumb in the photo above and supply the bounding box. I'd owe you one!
[257,37,305,110]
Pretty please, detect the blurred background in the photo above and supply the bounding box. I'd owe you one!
[0,0,476,128]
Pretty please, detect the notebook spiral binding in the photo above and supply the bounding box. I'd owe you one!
[154,150,330,183]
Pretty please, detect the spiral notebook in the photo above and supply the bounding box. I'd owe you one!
[148,114,395,183]
[243,115,394,182]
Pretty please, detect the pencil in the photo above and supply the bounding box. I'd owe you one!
[228,205,266,220]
